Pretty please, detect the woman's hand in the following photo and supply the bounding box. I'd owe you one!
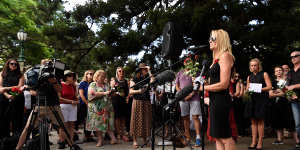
[6,94,14,100]
[71,100,79,106]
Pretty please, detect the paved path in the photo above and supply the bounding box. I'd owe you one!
[49,131,296,150]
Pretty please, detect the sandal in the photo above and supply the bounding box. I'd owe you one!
[110,140,118,145]
[122,135,129,142]
[133,143,139,149]
[96,142,103,147]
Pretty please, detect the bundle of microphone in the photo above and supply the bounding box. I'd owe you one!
[133,59,208,111]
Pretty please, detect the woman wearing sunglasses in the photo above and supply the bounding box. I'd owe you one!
[199,29,237,150]
[0,59,25,139]
[111,67,130,142]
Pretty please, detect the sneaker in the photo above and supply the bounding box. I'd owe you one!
[272,140,284,145]
[194,138,202,147]
[296,142,300,149]
[157,140,172,146]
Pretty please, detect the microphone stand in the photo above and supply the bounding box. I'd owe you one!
[141,86,156,150]
[194,60,207,150]
[151,86,156,150]
[199,82,207,150]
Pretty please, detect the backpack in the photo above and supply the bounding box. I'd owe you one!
[25,65,40,88]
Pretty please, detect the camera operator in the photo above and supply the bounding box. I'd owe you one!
[15,60,76,150]
[15,74,70,150]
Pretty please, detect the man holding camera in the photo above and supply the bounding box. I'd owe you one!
[15,59,80,150]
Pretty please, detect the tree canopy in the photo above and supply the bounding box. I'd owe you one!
[0,0,299,79]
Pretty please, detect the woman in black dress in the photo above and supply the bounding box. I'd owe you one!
[0,59,25,139]
[246,58,271,150]
[269,66,297,144]
[111,67,129,142]
[200,29,236,150]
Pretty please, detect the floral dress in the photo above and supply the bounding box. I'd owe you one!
[86,82,114,134]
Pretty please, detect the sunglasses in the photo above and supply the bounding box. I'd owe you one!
[291,55,300,59]
[208,36,217,42]
[9,63,17,66]
[118,70,124,73]
[87,73,93,75]
[66,74,74,77]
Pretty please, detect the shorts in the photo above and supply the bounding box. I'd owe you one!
[60,104,77,122]
[26,106,64,128]
[179,100,201,117]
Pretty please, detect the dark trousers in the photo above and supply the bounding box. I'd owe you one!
[0,94,24,139]
[75,103,91,137]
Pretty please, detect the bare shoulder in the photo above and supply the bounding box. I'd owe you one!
[219,52,234,66]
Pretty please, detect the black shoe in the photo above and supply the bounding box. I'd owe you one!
[296,142,300,149]
[73,133,79,142]
[58,141,66,149]
[248,144,257,149]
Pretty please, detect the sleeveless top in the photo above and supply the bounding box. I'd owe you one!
[207,61,233,138]
[2,71,21,87]
[249,72,268,97]
[133,75,150,101]
[209,62,230,94]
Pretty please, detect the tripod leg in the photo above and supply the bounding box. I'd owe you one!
[49,106,73,147]
[16,108,39,150]
[173,125,194,150]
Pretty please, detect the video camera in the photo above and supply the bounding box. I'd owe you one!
[38,59,65,85]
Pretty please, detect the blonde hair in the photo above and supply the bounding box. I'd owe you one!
[81,70,95,82]
[211,29,235,60]
[249,58,263,72]
[93,70,106,82]
[116,67,123,81]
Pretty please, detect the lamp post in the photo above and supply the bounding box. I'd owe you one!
[17,29,27,72]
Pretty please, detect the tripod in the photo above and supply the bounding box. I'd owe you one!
[21,95,82,150]
[161,102,193,150]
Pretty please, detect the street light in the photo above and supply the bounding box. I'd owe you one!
[17,29,27,72]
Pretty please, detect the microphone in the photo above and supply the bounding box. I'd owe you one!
[188,45,208,50]
[194,60,208,90]
[164,84,193,110]
[150,70,175,86]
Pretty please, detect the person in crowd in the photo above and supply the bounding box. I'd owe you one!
[129,63,153,148]
[125,78,133,135]
[86,70,117,147]
[58,70,79,148]
[77,70,94,142]
[282,64,290,80]
[269,66,297,145]
[15,70,74,150]
[176,58,202,147]
[230,72,246,137]
[199,29,237,150]
[244,58,271,150]
[286,51,300,149]
[110,67,130,142]
[0,59,25,139]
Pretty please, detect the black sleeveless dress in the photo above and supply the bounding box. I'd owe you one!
[244,72,268,119]
[0,71,24,138]
[208,62,232,138]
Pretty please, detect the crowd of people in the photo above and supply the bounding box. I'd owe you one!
[0,29,300,150]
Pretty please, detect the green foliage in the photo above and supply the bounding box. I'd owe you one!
[1,0,299,79]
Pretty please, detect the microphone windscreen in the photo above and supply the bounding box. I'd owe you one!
[154,70,175,85]
[175,84,193,101]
